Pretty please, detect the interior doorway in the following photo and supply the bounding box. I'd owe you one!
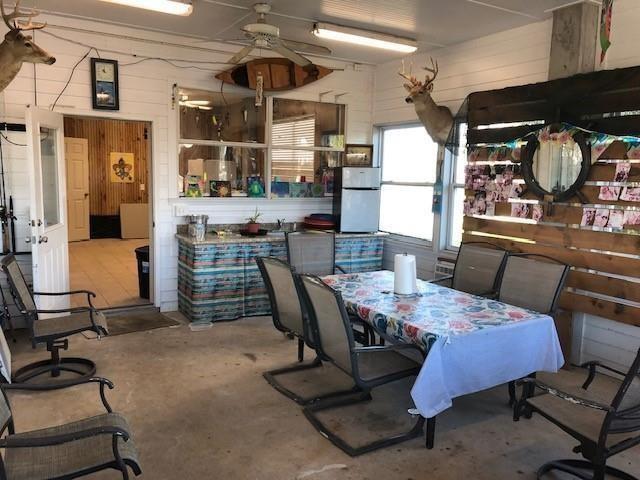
[63,116,153,309]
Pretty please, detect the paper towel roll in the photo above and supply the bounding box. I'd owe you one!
[394,253,417,295]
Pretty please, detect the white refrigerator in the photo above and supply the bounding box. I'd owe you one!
[333,167,381,232]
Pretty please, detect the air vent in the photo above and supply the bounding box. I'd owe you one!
[434,261,455,279]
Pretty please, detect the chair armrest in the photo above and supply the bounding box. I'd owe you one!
[35,306,94,315]
[430,275,452,285]
[34,290,97,310]
[335,264,347,274]
[518,378,614,412]
[2,377,114,413]
[354,343,424,357]
[0,426,129,449]
[580,360,628,390]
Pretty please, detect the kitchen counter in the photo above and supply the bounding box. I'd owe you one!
[177,231,386,323]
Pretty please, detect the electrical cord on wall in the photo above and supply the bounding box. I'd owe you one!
[50,47,99,112]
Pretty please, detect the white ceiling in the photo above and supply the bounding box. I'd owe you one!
[25,0,580,64]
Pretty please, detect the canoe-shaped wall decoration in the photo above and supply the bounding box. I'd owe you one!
[215,58,333,91]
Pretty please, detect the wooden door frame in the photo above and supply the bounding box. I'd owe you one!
[62,111,159,307]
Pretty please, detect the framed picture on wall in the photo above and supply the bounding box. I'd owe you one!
[345,144,374,167]
[91,58,119,110]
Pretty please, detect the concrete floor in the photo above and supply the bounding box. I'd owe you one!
[8,316,640,480]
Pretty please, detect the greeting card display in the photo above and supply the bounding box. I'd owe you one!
[593,208,610,228]
[511,203,530,219]
[599,186,621,201]
[532,205,544,222]
[615,162,631,182]
[620,187,640,202]
[581,208,596,226]
[608,209,624,229]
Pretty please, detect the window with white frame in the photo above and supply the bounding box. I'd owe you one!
[379,125,439,241]
[447,122,468,248]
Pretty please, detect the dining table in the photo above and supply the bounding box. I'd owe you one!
[321,270,565,422]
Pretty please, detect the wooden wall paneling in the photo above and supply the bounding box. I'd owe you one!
[63,117,150,216]
[567,271,640,304]
[560,292,640,326]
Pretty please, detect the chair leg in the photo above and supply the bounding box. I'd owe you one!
[303,391,425,456]
[425,416,436,450]
[508,381,516,407]
[297,338,304,363]
[537,459,637,480]
[263,356,360,406]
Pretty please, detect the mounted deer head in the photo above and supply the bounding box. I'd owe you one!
[399,58,453,145]
[0,1,55,93]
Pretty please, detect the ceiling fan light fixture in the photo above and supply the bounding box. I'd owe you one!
[312,22,417,53]
[98,0,193,16]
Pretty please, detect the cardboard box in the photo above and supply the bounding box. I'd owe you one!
[120,203,149,239]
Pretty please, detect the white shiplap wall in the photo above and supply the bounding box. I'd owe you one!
[373,19,552,276]
[1,13,375,312]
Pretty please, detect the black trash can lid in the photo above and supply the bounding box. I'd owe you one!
[135,245,149,255]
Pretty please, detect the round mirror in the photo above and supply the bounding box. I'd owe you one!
[521,126,590,202]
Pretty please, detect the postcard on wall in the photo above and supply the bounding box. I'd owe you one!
[581,208,596,226]
[623,210,640,226]
[510,203,530,219]
[532,204,543,222]
[593,208,610,228]
[620,187,640,202]
[608,209,624,229]
[110,152,134,183]
[615,162,631,182]
[598,186,621,201]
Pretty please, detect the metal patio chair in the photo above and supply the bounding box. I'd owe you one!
[256,256,359,405]
[0,376,141,479]
[286,232,374,345]
[514,347,640,480]
[295,274,425,456]
[498,253,570,406]
[0,254,108,383]
[432,241,507,296]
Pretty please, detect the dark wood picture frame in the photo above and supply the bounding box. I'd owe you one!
[345,144,374,167]
[90,58,119,111]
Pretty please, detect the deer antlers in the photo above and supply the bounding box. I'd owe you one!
[399,57,440,88]
[1,0,46,32]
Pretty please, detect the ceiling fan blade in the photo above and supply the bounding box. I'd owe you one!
[281,38,331,56]
[227,44,254,64]
[270,40,312,67]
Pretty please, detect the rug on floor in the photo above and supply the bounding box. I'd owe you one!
[83,311,181,338]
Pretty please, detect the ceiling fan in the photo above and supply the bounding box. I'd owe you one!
[225,3,330,67]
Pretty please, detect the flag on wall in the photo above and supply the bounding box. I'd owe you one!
[600,0,614,63]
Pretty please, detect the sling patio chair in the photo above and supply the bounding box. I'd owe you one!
[0,254,108,383]
[513,347,640,480]
[295,273,425,456]
[256,256,359,405]
[431,241,507,296]
[498,253,570,406]
[286,231,374,345]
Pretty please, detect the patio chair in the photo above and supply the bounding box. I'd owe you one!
[0,376,141,479]
[513,347,640,480]
[286,232,374,345]
[256,256,359,405]
[498,253,570,406]
[295,274,425,456]
[0,254,108,383]
[432,241,507,296]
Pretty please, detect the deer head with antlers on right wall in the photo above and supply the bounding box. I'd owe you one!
[0,0,55,93]
[399,58,453,145]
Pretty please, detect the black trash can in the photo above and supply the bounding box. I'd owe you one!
[135,246,150,299]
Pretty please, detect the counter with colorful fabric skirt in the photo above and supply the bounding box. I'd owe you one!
[177,232,385,323]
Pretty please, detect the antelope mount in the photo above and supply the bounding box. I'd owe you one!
[399,58,453,145]
[0,1,55,93]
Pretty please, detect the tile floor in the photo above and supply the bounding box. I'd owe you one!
[69,238,151,309]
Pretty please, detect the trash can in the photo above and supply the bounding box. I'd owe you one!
[135,245,150,299]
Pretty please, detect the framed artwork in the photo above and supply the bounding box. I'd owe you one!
[209,180,231,197]
[246,176,265,197]
[271,181,290,198]
[91,58,119,110]
[110,152,134,183]
[345,144,373,167]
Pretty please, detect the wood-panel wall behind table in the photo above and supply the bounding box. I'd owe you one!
[63,117,150,216]
[463,66,640,331]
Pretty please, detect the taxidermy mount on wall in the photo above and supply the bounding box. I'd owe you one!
[0,1,55,93]
[399,58,453,145]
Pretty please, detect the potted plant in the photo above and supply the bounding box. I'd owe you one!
[245,207,262,234]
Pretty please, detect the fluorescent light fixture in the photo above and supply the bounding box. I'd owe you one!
[313,22,417,53]
[99,0,193,16]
